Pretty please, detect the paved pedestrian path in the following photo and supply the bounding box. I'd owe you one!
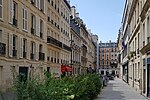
[95,78,148,100]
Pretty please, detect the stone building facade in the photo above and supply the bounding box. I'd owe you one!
[119,0,150,98]
[0,0,98,91]
[99,41,119,76]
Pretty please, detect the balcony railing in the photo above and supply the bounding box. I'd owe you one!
[30,53,35,60]
[0,42,6,55]
[62,44,72,52]
[39,52,45,61]
[13,18,17,26]
[47,36,62,48]
[13,50,17,57]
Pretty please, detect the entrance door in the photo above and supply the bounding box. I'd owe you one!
[148,64,150,97]
[19,67,28,82]
[143,69,146,94]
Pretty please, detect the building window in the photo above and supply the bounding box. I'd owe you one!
[31,14,36,34]
[13,35,17,57]
[39,44,45,61]
[40,0,44,12]
[19,67,28,82]
[40,19,43,38]
[23,39,27,58]
[10,1,18,26]
[22,8,27,31]
[0,0,3,19]
[30,42,35,60]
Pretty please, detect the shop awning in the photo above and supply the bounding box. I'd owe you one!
[66,66,73,72]
[61,65,73,72]
[61,65,66,72]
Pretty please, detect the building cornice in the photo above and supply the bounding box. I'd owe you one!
[140,0,150,22]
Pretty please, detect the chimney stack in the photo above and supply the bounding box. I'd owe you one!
[71,6,76,19]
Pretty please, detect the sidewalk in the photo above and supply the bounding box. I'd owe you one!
[95,78,147,100]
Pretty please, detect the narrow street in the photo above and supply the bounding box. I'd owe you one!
[96,78,147,100]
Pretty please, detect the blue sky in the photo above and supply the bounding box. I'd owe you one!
[70,0,125,42]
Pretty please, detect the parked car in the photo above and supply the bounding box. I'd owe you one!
[109,76,114,80]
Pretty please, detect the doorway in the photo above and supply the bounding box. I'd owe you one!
[147,64,150,97]
[143,69,146,94]
[19,67,28,82]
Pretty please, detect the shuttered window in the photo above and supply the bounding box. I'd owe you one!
[9,33,13,57]
[23,8,27,31]
[19,36,23,58]
[9,0,13,23]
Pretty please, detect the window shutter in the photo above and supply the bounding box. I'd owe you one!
[43,21,45,39]
[19,36,23,58]
[36,43,39,61]
[25,9,27,30]
[9,33,13,57]
[9,0,13,23]
[36,16,40,37]
[22,8,27,31]
[22,8,25,30]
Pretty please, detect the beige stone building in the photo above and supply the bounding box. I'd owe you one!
[87,30,97,71]
[0,0,71,91]
[0,0,98,92]
[70,6,81,75]
[120,0,150,98]
[46,0,71,77]
[99,41,119,76]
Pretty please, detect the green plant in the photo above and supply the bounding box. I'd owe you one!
[13,73,102,100]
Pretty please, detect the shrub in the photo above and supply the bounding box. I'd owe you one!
[13,73,102,100]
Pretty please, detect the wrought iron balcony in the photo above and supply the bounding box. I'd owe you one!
[39,52,45,61]
[13,50,17,57]
[0,42,6,55]
[62,44,72,52]
[13,18,17,26]
[47,36,62,48]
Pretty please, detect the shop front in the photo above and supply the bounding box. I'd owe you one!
[61,64,73,77]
